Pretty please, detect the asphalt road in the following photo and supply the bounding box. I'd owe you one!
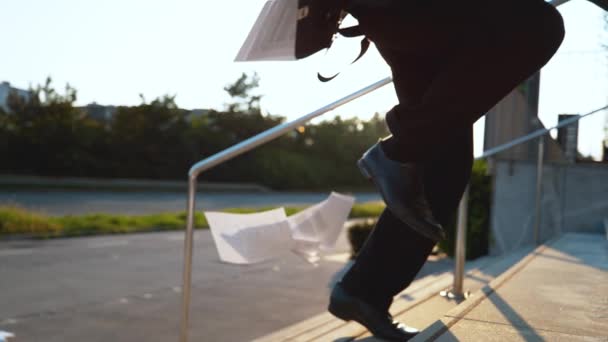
[0,230,452,342]
[0,190,381,216]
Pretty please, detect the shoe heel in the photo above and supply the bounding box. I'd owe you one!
[357,159,372,180]
[328,301,353,322]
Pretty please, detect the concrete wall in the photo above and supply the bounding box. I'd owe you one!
[484,88,567,166]
[489,160,608,254]
[484,89,536,161]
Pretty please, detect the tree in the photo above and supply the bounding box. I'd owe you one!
[0,73,392,190]
[108,95,191,178]
[223,72,263,114]
[0,77,103,176]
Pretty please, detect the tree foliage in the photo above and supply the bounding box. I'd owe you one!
[1,75,390,190]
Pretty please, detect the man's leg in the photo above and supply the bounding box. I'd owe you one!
[330,1,500,337]
[391,0,564,158]
[339,208,437,313]
[350,0,564,161]
[339,126,473,312]
[337,0,476,308]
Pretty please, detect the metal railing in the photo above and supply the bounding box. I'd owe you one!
[178,77,392,342]
[177,0,590,338]
[445,104,608,299]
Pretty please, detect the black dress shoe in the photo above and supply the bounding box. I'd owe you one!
[328,282,419,341]
[357,141,444,242]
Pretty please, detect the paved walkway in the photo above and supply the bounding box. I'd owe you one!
[0,225,450,342]
[255,233,608,342]
[417,233,608,341]
[253,245,532,342]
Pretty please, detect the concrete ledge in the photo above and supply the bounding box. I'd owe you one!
[0,174,271,192]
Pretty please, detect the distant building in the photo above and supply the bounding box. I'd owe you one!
[557,114,580,163]
[78,103,210,124]
[0,81,30,112]
[79,103,117,122]
[484,86,567,164]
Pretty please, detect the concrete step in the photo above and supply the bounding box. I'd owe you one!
[414,233,608,341]
[252,246,534,342]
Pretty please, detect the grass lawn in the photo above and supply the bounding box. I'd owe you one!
[0,202,385,239]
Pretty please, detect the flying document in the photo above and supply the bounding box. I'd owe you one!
[205,192,355,264]
[234,0,299,61]
[235,0,343,61]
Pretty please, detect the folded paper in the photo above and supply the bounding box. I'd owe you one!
[206,192,355,264]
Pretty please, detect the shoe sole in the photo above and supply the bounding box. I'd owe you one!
[329,296,409,340]
[329,298,381,336]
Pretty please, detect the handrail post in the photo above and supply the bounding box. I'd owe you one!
[179,175,198,342]
[534,136,545,245]
[453,185,470,297]
[439,184,469,301]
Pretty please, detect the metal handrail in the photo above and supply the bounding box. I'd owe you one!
[447,103,608,299]
[478,105,608,160]
[178,77,392,342]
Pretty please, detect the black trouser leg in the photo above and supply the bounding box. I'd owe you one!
[340,127,473,312]
[349,0,564,162]
[339,0,557,312]
[340,209,436,312]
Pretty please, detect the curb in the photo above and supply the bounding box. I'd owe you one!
[0,175,271,193]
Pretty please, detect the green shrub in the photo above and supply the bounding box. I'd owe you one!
[437,160,491,260]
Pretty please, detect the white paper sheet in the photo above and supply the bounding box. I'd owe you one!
[205,192,355,265]
[206,208,290,264]
[287,192,355,250]
[0,331,15,342]
[234,0,298,61]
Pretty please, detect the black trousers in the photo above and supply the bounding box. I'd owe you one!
[349,0,565,160]
[340,0,564,312]
[342,129,473,312]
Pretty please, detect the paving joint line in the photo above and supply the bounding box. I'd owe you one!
[422,241,557,341]
[445,316,604,337]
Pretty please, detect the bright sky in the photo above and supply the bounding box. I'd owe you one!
[1,0,606,158]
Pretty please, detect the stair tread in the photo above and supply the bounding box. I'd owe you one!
[254,247,533,342]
